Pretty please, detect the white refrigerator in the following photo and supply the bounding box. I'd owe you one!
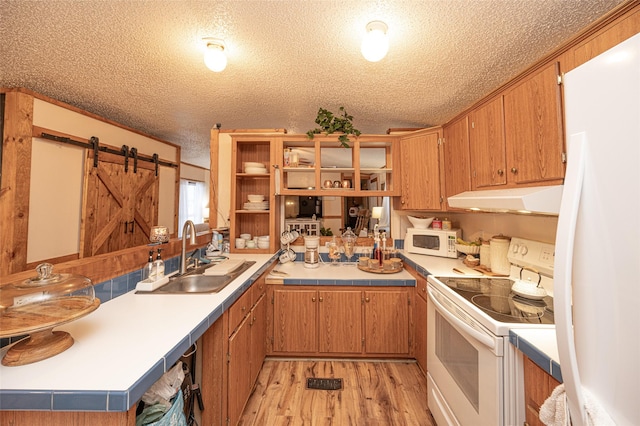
[554,33,640,425]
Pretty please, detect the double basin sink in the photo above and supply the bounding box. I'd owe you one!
[137,260,255,294]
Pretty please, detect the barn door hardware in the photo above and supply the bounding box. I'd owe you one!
[121,145,130,172]
[37,130,179,170]
[130,147,138,173]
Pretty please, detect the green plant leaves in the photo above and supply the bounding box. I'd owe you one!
[306,106,361,148]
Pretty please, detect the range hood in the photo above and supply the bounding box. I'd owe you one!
[447,185,564,215]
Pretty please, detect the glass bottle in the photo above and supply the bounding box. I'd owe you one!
[154,248,165,279]
[144,250,155,281]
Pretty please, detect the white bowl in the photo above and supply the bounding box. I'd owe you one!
[257,235,270,241]
[243,162,264,169]
[247,194,265,202]
[244,166,268,174]
[235,238,246,249]
[258,242,270,249]
[240,233,252,240]
[407,216,434,229]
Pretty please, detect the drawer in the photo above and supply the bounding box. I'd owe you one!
[229,289,252,335]
[251,279,266,305]
[416,277,428,302]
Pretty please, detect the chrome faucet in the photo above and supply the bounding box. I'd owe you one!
[180,220,197,274]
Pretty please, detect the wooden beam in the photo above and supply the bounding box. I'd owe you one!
[209,127,220,230]
[0,91,33,276]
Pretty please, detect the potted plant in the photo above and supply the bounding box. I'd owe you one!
[306,106,361,148]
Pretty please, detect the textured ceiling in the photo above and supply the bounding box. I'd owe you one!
[1,0,626,168]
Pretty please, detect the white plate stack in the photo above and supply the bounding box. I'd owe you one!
[243,162,268,174]
[244,201,269,210]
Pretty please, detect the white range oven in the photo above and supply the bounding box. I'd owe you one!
[426,238,556,426]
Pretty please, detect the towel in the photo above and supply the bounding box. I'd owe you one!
[540,384,615,426]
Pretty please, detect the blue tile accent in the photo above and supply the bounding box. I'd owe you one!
[108,391,129,411]
[128,358,165,406]
[111,274,129,298]
[191,317,210,343]
[53,390,109,411]
[165,335,192,368]
[0,390,53,410]
[94,279,112,302]
[509,330,563,383]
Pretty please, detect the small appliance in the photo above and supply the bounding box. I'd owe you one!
[404,228,461,258]
[303,236,319,268]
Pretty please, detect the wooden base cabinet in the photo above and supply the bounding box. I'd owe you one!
[269,286,411,357]
[523,355,561,426]
[413,276,428,374]
[226,278,267,426]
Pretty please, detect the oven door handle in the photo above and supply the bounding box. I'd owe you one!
[427,287,496,350]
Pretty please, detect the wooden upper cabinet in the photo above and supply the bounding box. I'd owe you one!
[503,62,565,185]
[469,97,507,189]
[395,129,443,211]
[442,115,472,206]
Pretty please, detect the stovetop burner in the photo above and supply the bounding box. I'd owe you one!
[434,276,554,325]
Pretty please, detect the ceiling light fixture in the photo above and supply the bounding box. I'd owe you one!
[361,21,389,62]
[203,37,227,72]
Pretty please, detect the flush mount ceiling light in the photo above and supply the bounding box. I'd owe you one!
[361,21,389,62]
[203,37,227,72]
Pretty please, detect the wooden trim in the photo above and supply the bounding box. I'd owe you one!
[0,92,33,276]
[220,128,287,134]
[209,127,220,229]
[0,232,211,285]
[0,404,137,426]
[25,253,79,270]
[0,87,181,151]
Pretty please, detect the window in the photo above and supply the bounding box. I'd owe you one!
[178,179,206,236]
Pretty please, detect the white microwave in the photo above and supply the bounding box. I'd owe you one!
[405,228,461,258]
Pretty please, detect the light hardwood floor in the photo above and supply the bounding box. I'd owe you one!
[238,359,436,426]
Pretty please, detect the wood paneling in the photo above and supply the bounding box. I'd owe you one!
[364,290,410,355]
[0,404,137,426]
[273,288,318,353]
[524,356,562,426]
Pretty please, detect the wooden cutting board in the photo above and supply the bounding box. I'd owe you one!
[472,265,509,277]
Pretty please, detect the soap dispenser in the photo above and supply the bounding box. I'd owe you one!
[154,248,165,279]
[144,250,155,281]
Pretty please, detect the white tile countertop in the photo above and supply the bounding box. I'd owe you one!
[0,254,276,412]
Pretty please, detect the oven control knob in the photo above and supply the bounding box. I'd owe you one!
[512,244,520,253]
[519,245,528,255]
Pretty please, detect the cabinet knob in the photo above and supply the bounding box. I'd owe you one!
[312,297,316,302]
[242,306,246,312]
[365,297,370,303]
[497,169,504,176]
[511,167,518,174]
[319,296,324,302]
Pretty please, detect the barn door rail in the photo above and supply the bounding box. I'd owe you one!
[32,126,178,174]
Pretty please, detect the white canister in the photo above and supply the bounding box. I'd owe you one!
[489,235,511,275]
[480,241,491,269]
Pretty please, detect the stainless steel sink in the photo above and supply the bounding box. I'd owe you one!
[137,261,255,294]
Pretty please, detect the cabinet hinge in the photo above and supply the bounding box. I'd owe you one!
[408,296,411,305]
[561,152,567,163]
[471,121,475,129]
[438,137,443,146]
[227,352,231,364]
[557,73,563,85]
[271,295,274,304]
[362,337,365,346]
[361,297,365,304]
[439,196,444,204]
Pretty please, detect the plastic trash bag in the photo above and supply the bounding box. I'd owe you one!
[137,389,187,426]
[142,361,185,408]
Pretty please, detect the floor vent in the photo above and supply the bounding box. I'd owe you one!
[306,378,343,390]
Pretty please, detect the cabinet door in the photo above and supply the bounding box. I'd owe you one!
[364,290,410,355]
[249,294,267,385]
[396,131,442,210]
[504,62,565,185]
[524,356,562,426]
[442,115,471,207]
[228,316,252,426]
[414,287,428,374]
[272,289,318,353]
[318,290,363,354]
[469,97,507,189]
